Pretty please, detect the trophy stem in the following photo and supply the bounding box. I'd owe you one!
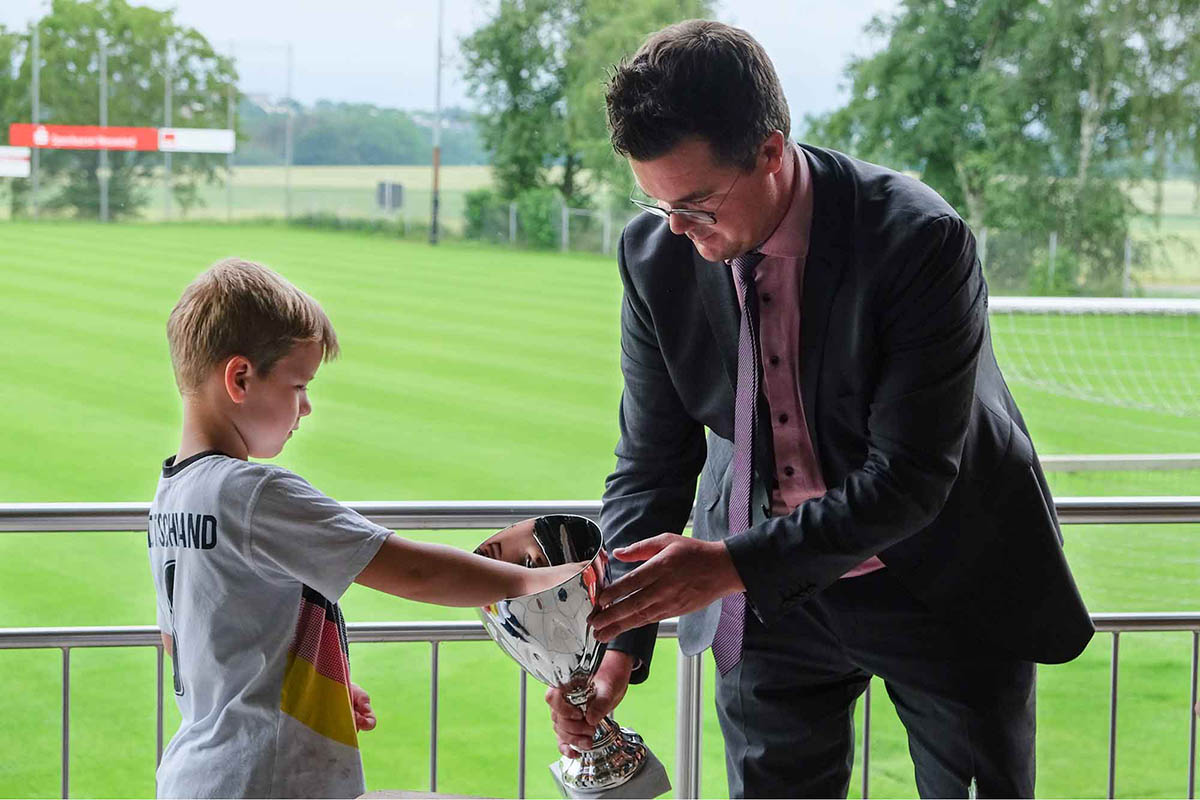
[558,715,648,793]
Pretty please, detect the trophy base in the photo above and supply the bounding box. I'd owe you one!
[550,747,671,799]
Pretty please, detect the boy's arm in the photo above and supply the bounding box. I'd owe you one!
[355,535,577,606]
[161,632,173,656]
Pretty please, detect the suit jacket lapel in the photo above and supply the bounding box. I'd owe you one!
[799,146,849,467]
[694,247,739,392]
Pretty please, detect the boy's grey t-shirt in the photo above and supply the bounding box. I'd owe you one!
[146,451,392,799]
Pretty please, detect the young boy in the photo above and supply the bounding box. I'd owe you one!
[149,258,570,799]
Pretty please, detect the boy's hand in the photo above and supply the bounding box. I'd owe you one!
[350,683,377,732]
[547,650,633,757]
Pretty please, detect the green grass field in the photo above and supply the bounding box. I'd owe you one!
[0,221,1197,798]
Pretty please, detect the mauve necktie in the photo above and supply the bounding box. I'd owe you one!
[712,250,765,676]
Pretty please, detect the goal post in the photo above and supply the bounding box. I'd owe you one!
[987,296,1199,419]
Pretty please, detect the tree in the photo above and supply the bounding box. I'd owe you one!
[1123,0,1200,223]
[564,0,712,205]
[7,0,236,219]
[292,102,427,166]
[1,26,30,215]
[807,0,1200,294]
[808,0,1040,231]
[0,27,26,131]
[461,0,580,202]
[460,0,712,204]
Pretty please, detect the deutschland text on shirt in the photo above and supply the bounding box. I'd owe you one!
[148,512,218,550]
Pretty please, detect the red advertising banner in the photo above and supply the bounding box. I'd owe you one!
[10,123,159,151]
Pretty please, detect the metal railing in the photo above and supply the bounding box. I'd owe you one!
[1,498,1198,799]
[0,619,677,799]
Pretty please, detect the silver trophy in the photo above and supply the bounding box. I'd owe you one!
[476,515,671,798]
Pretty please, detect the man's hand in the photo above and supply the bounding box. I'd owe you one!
[589,534,745,642]
[546,650,633,757]
[350,682,377,732]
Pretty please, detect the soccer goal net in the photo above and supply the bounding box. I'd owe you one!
[988,296,1199,419]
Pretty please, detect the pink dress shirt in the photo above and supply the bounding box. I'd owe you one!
[742,144,885,579]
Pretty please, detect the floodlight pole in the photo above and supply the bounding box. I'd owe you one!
[284,42,294,220]
[31,22,39,220]
[164,41,172,220]
[98,30,109,223]
[429,0,443,245]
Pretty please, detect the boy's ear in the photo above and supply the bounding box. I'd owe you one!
[223,356,253,404]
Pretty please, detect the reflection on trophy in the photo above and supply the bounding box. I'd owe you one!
[476,515,671,798]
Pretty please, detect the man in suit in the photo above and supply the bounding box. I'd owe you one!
[545,19,1094,798]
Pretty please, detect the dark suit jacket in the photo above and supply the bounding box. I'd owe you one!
[600,144,1094,684]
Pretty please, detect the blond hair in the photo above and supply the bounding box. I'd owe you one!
[167,258,339,393]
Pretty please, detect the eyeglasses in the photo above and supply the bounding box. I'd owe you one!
[629,170,743,225]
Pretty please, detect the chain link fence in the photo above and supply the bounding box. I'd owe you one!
[979,227,1200,297]
[463,189,637,255]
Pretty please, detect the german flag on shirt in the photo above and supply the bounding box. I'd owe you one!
[280,585,358,749]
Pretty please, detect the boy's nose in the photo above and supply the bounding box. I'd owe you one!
[300,398,312,417]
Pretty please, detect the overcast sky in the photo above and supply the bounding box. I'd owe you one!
[2,0,900,121]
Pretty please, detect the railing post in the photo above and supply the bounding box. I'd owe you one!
[61,646,70,799]
[1048,230,1058,287]
[675,651,702,799]
[1188,630,1197,799]
[1108,632,1120,799]
[156,643,165,795]
[430,641,439,793]
[1122,237,1133,297]
[518,668,527,799]
[862,679,871,799]
[561,202,569,253]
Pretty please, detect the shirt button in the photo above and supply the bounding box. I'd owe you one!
[784,466,795,477]
[769,355,780,366]
[778,413,789,424]
[761,293,772,303]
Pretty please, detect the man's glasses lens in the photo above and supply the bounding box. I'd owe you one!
[629,194,716,224]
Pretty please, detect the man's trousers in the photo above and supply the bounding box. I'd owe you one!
[715,567,1036,798]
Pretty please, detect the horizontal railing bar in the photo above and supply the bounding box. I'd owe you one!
[5,615,1197,652]
[0,500,599,533]
[0,619,682,650]
[1091,613,1200,633]
[1041,454,1200,472]
[1054,497,1200,524]
[988,296,1200,314]
[1,497,1198,533]
[1,626,163,648]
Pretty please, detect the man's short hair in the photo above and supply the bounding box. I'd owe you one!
[167,258,339,394]
[605,20,791,170]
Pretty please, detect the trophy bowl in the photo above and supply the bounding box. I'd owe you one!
[475,515,669,797]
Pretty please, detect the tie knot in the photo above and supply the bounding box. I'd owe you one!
[731,249,765,271]
[731,250,764,298]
